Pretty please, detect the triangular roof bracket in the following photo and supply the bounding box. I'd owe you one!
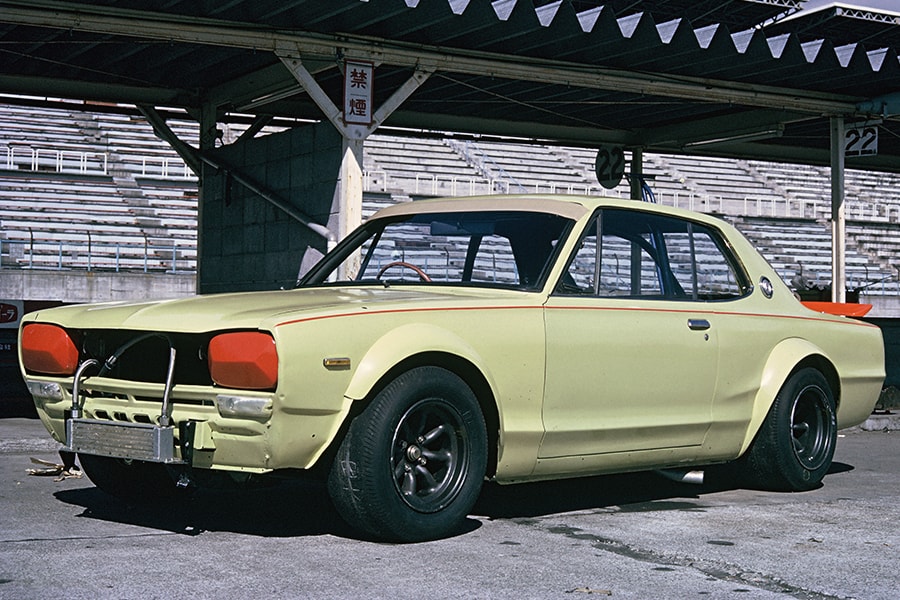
[276,49,433,139]
[138,104,332,242]
[137,104,202,176]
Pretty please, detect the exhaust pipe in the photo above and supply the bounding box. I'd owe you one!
[655,468,705,485]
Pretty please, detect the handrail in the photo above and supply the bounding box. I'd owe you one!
[0,238,193,274]
[2,144,203,180]
[3,144,108,175]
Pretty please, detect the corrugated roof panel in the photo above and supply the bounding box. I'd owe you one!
[0,0,898,172]
[640,21,737,73]
[766,3,900,50]
[513,1,598,55]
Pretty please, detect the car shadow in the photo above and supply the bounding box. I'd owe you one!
[53,462,854,541]
[828,461,854,475]
[473,468,737,520]
[54,479,356,539]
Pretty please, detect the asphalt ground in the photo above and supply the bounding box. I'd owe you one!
[1,417,898,600]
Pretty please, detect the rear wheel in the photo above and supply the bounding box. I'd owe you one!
[743,367,837,491]
[327,366,487,542]
[78,454,182,502]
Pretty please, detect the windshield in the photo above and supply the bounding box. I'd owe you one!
[300,209,573,291]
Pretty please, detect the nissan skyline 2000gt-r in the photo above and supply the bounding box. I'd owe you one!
[19,195,885,541]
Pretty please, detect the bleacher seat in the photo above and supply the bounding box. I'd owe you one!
[1,102,898,298]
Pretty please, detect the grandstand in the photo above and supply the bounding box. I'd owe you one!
[2,102,899,313]
[1,105,197,274]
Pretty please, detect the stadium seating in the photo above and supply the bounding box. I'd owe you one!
[1,102,898,300]
[1,105,197,272]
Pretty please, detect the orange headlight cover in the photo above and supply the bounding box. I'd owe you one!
[208,332,278,390]
[21,323,80,376]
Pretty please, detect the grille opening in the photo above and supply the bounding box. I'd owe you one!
[80,330,213,386]
[113,412,129,422]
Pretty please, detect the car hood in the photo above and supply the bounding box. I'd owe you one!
[27,286,534,333]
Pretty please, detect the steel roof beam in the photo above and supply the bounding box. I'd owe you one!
[0,73,188,106]
[0,1,863,116]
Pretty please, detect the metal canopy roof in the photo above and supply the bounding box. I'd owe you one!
[0,0,899,172]
[766,2,900,49]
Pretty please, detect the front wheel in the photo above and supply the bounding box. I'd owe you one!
[327,366,487,542]
[743,367,837,491]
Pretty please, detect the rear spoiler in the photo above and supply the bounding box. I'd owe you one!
[801,301,873,318]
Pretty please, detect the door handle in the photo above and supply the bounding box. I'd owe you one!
[688,318,711,331]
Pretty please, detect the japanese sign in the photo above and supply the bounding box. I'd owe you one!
[344,60,374,125]
[0,300,22,329]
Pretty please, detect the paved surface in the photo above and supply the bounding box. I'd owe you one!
[1,417,898,600]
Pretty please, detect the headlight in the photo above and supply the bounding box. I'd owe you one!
[208,331,278,390]
[21,323,79,376]
[27,380,64,402]
[216,394,273,419]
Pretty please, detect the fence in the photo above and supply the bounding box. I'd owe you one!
[3,145,108,175]
[0,238,194,274]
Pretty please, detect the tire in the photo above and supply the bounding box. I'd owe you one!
[327,366,488,542]
[743,367,837,491]
[78,453,183,502]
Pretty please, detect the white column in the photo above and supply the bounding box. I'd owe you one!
[830,116,846,303]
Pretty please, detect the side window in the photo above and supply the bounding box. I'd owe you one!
[561,215,662,297]
[662,225,745,300]
[468,234,519,286]
[557,209,747,301]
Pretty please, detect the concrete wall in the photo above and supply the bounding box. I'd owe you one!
[0,277,194,410]
[861,294,900,319]
[199,122,341,294]
[0,270,195,303]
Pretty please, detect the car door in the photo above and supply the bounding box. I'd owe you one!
[540,208,749,460]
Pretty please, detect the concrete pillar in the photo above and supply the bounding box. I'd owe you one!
[630,147,643,201]
[197,102,218,294]
[630,148,644,294]
[333,135,365,279]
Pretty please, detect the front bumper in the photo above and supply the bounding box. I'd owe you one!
[25,372,343,474]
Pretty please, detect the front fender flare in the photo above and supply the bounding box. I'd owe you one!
[343,322,496,403]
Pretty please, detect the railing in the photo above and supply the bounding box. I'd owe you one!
[139,156,195,179]
[771,266,900,297]
[3,145,108,175]
[662,192,723,214]
[458,141,529,193]
[361,170,900,224]
[2,144,198,181]
[0,238,194,274]
[412,174,496,196]
[365,170,611,198]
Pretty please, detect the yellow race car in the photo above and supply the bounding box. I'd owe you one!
[19,196,885,541]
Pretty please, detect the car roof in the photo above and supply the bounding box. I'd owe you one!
[370,195,727,227]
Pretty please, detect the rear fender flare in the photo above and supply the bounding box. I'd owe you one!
[738,337,833,455]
